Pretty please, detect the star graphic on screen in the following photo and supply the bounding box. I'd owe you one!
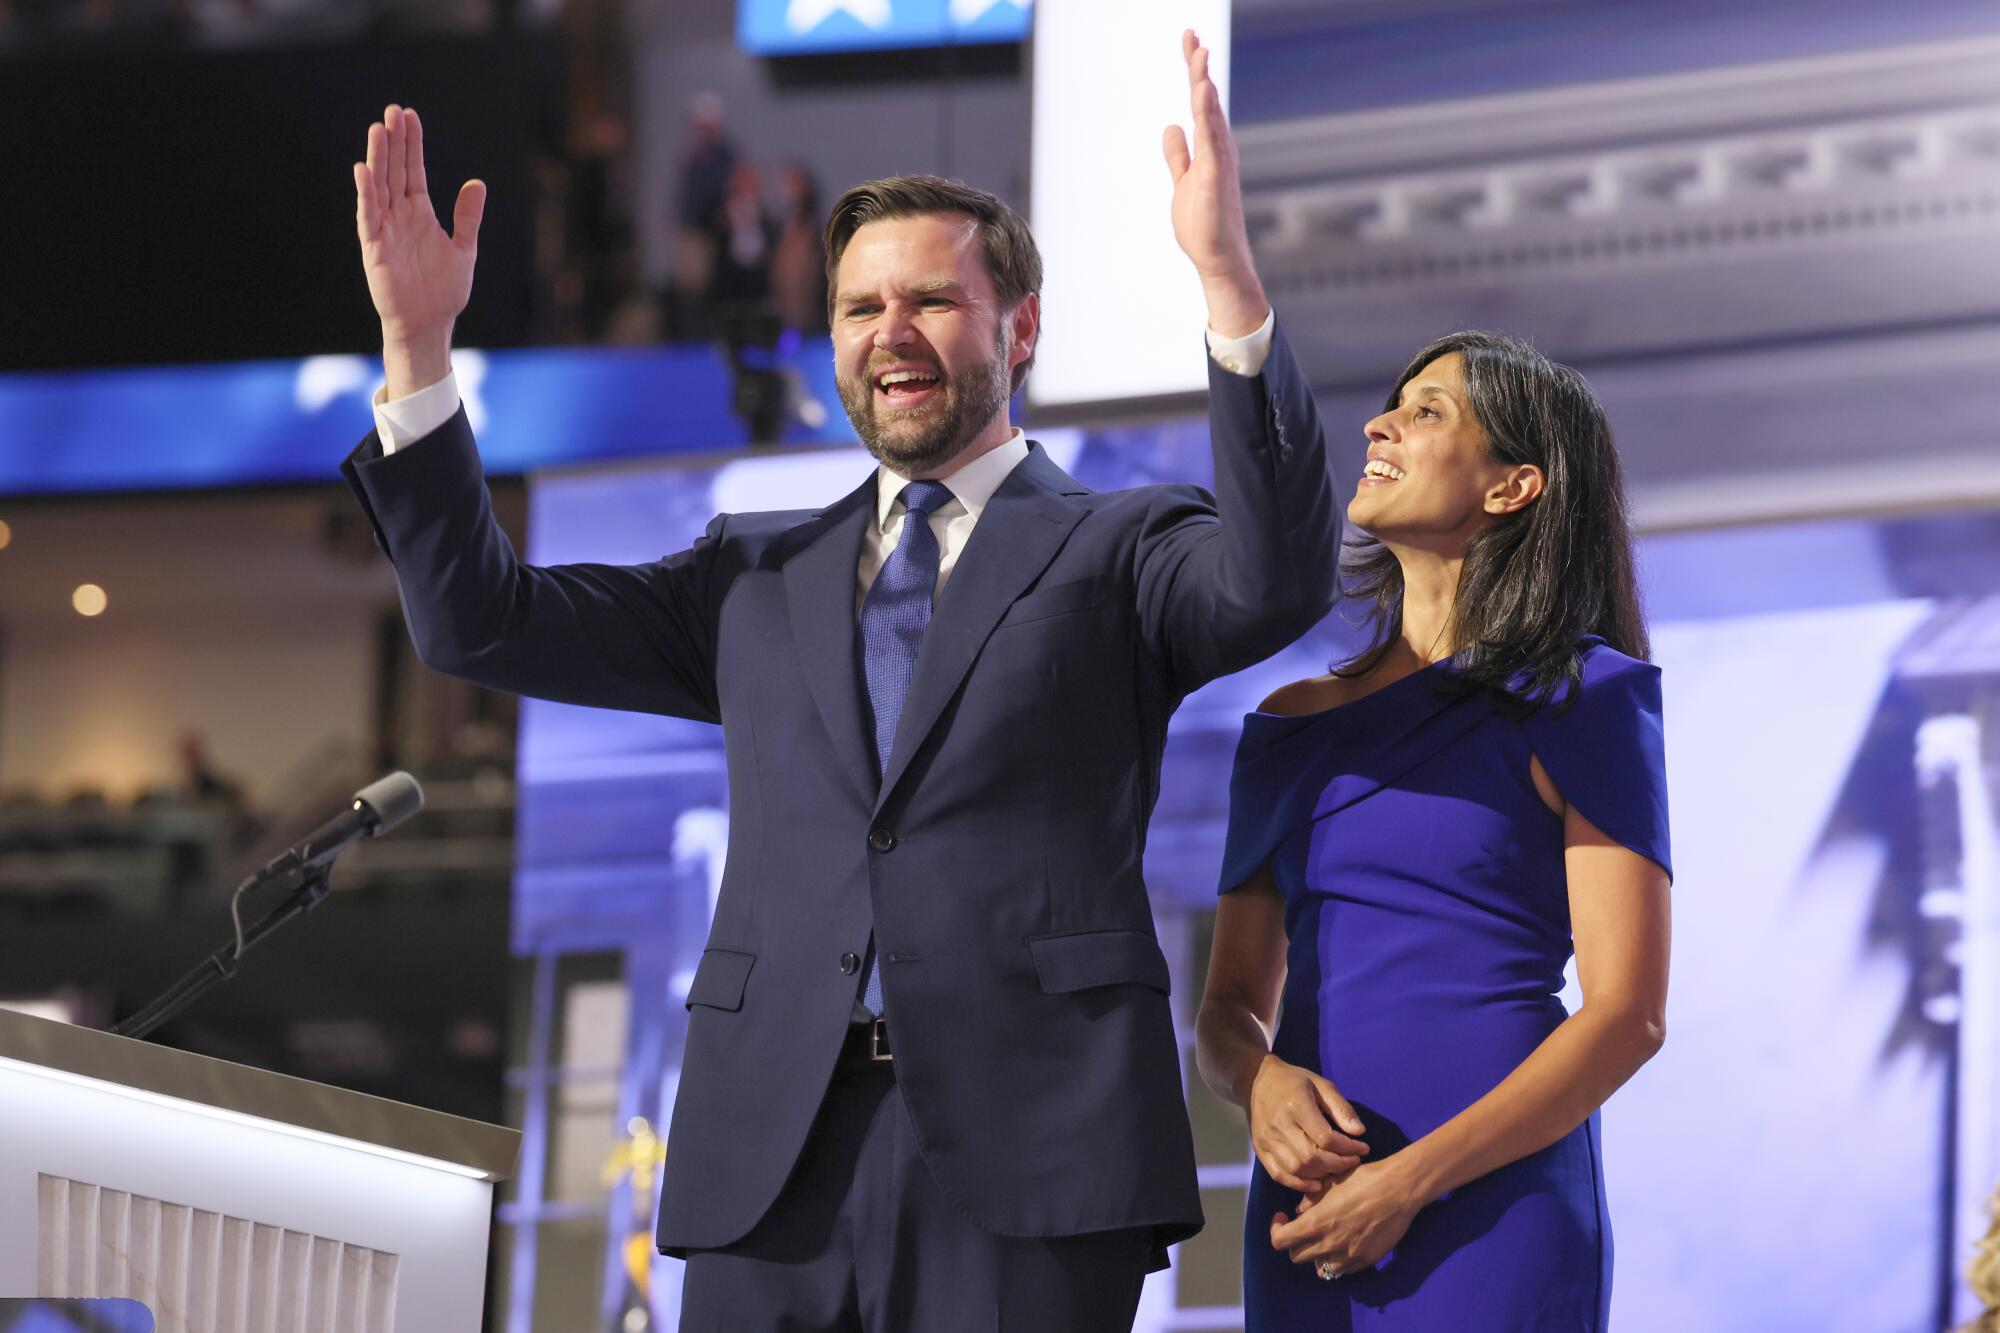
[948,0,1029,22]
[787,0,893,33]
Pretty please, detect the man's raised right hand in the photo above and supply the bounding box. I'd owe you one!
[353,104,485,401]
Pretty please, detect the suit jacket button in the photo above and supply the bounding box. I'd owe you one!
[839,952,860,975]
[868,827,896,852]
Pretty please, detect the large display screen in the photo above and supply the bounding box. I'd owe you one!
[0,340,853,496]
[737,0,1031,56]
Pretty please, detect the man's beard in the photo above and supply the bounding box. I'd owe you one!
[839,329,1013,477]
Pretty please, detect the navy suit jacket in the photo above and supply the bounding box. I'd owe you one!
[342,322,1340,1259]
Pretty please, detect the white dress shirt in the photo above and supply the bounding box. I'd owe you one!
[371,313,1278,606]
[860,431,1031,612]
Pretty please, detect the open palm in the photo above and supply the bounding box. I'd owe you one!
[353,104,485,351]
[1163,29,1252,281]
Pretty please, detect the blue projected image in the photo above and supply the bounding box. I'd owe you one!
[737,0,1031,56]
[0,338,855,497]
[0,1300,155,1332]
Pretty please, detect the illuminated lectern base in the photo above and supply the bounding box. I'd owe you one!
[0,1008,518,1333]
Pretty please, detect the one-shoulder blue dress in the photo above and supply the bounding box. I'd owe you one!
[1219,637,1671,1332]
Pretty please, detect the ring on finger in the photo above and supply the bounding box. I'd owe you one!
[1315,1259,1342,1281]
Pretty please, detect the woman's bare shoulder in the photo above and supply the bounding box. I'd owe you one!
[1257,673,1363,717]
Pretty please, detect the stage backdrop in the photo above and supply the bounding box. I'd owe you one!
[495,420,2000,1333]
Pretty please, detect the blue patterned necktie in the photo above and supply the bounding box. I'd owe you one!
[857,479,955,1014]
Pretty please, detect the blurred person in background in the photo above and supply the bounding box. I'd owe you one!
[342,31,1337,1331]
[560,107,639,343]
[707,159,772,315]
[670,90,734,339]
[1198,333,1671,1329]
[178,732,244,810]
[708,160,780,443]
[770,160,828,336]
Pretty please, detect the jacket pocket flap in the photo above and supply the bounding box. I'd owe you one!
[1026,929,1171,995]
[997,577,1109,629]
[685,948,756,1011]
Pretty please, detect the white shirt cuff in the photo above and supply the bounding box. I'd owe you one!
[372,372,462,455]
[1204,310,1276,377]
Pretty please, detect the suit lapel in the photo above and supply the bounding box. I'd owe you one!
[783,475,880,805]
[875,446,1087,812]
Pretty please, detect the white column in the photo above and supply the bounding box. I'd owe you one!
[1916,712,2000,1326]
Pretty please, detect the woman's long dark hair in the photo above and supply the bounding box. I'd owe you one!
[1338,330,1648,708]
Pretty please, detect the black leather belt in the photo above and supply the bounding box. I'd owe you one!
[840,1017,893,1067]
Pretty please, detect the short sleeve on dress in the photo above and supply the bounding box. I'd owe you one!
[1523,643,1673,882]
[1217,715,1318,894]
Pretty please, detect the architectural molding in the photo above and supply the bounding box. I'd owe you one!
[1235,37,2000,528]
[1238,35,2000,185]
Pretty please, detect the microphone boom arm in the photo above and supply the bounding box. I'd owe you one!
[110,866,336,1041]
[108,771,423,1041]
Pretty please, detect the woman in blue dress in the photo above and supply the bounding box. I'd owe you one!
[1195,331,1672,1330]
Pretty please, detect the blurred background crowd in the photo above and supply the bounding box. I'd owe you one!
[1,0,839,359]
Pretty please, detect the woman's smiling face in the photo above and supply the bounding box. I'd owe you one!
[1348,351,1538,550]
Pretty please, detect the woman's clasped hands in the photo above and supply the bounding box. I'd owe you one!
[1247,1053,1425,1277]
[1271,1157,1426,1279]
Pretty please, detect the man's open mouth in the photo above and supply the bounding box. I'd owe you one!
[874,366,943,407]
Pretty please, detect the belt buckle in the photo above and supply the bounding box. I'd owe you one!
[869,1018,893,1062]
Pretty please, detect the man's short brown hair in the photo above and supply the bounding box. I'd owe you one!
[824,175,1043,392]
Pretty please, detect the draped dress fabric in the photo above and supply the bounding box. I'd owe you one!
[1219,638,1671,1332]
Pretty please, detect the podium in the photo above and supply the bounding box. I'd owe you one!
[0,1006,518,1332]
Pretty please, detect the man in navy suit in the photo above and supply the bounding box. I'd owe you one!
[346,32,1338,1332]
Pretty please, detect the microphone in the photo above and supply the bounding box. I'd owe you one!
[242,772,426,894]
[291,771,426,869]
